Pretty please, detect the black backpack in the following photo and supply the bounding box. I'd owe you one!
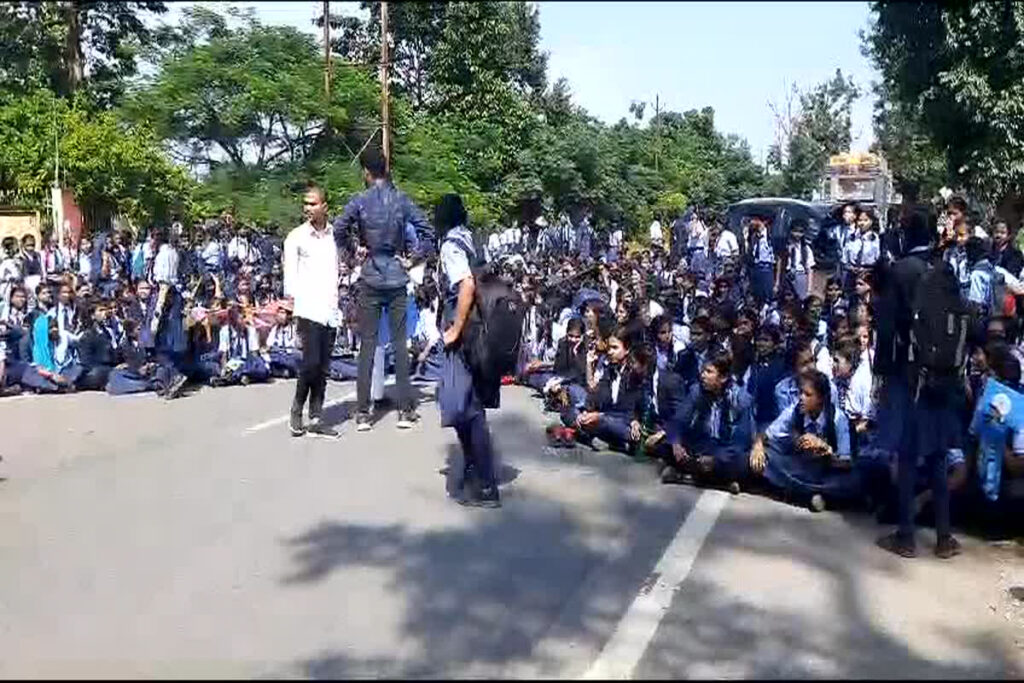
[441,233,525,407]
[909,261,969,378]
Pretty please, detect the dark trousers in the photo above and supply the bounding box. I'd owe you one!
[294,317,335,419]
[898,448,951,539]
[455,411,496,490]
[356,286,411,414]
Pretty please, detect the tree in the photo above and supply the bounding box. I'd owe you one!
[0,90,193,228]
[865,0,1024,216]
[767,69,860,198]
[127,7,379,174]
[0,1,168,106]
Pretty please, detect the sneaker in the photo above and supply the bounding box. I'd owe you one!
[876,531,917,558]
[240,375,251,386]
[396,410,420,430]
[307,418,340,439]
[934,534,962,559]
[727,481,741,496]
[164,374,188,400]
[458,485,501,509]
[289,412,306,437]
[809,494,826,513]
[356,412,373,432]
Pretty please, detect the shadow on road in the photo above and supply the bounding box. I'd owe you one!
[276,398,1021,679]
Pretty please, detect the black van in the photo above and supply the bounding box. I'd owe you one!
[724,198,841,271]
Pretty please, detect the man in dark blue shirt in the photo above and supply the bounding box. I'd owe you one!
[334,146,433,431]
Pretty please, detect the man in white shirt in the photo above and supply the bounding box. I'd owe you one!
[649,219,664,249]
[283,185,341,438]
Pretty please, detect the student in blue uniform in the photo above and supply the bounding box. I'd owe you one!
[106,319,174,396]
[781,219,815,302]
[747,325,787,431]
[212,304,270,386]
[436,193,502,508]
[674,315,713,393]
[142,227,188,395]
[562,324,648,453]
[264,305,301,378]
[661,351,755,491]
[76,297,118,391]
[752,369,860,512]
[746,214,776,304]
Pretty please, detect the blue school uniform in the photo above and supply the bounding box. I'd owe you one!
[670,382,754,480]
[749,232,775,303]
[763,402,861,500]
[218,324,269,384]
[266,321,301,378]
[747,355,787,430]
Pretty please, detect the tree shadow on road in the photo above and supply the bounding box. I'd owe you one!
[275,392,1021,679]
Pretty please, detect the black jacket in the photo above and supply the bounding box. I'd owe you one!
[993,244,1024,278]
[79,326,116,369]
[585,364,644,419]
[553,337,587,385]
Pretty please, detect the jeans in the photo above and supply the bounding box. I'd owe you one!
[294,317,335,419]
[356,286,411,414]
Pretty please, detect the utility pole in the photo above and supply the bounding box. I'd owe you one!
[654,94,660,173]
[322,0,331,99]
[380,1,390,174]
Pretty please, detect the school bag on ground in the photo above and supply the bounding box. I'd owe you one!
[441,232,525,408]
[909,260,969,387]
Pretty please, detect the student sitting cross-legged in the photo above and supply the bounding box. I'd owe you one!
[106,318,185,398]
[20,314,80,393]
[75,297,117,391]
[560,324,648,453]
[211,303,270,387]
[750,369,861,512]
[659,351,754,492]
[263,305,301,378]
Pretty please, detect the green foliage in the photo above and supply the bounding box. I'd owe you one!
[0,90,193,226]
[767,70,860,199]
[865,1,1024,205]
[0,1,167,106]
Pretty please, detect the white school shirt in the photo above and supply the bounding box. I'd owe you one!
[844,360,875,420]
[714,230,740,260]
[283,221,340,327]
[267,322,297,351]
[219,324,260,357]
[786,242,815,273]
[152,244,180,285]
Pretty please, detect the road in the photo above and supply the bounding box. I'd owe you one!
[0,380,1021,679]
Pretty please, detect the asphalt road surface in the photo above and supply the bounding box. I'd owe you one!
[1,380,1021,679]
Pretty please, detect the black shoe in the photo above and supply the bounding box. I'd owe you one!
[660,466,687,485]
[396,409,420,430]
[307,418,340,439]
[458,484,501,508]
[289,412,306,437]
[877,531,917,558]
[240,375,251,386]
[209,376,227,388]
[164,374,188,400]
[935,534,962,559]
[355,412,373,432]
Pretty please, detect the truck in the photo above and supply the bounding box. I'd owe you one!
[815,152,898,231]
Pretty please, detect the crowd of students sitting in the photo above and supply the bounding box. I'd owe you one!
[502,198,1024,550]
[2,195,1023,547]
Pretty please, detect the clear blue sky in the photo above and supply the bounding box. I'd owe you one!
[167,1,879,162]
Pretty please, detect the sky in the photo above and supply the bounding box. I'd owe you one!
[163,1,879,164]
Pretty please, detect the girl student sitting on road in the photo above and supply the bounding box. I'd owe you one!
[660,351,755,492]
[211,302,270,387]
[750,369,860,513]
[558,323,649,453]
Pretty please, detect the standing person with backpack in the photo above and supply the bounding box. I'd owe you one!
[873,213,965,559]
[334,146,432,432]
[436,194,515,508]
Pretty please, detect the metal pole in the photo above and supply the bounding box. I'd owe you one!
[323,0,331,99]
[380,0,390,174]
[654,94,660,173]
